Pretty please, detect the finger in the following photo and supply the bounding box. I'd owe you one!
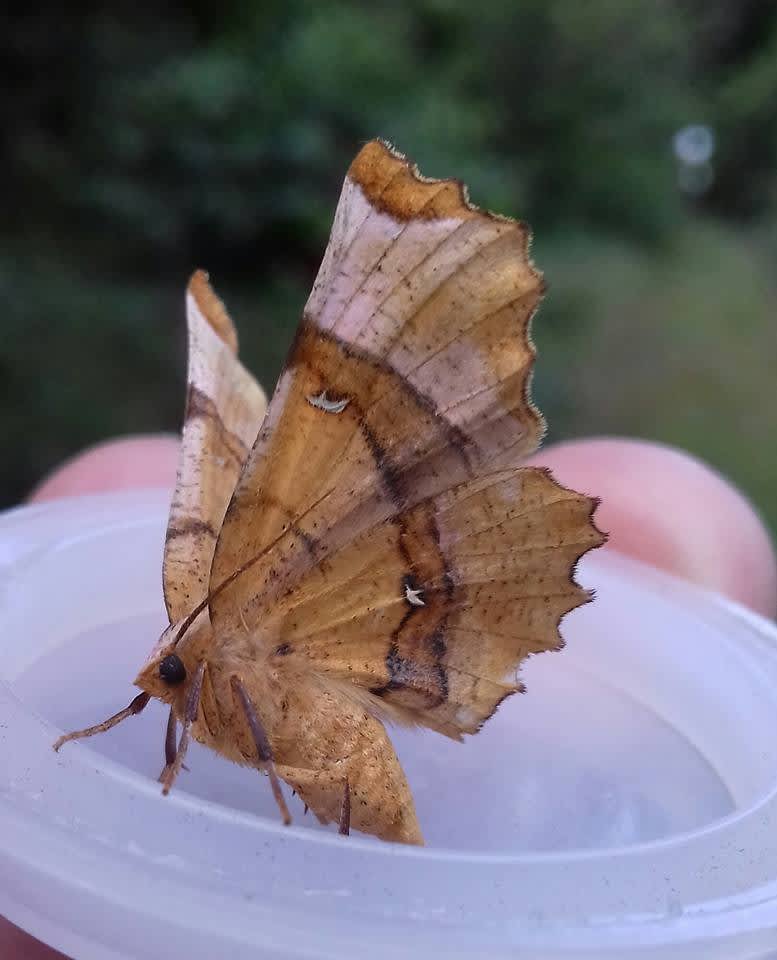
[19,434,182,955]
[28,435,180,503]
[529,437,777,619]
[15,436,181,956]
[0,916,69,959]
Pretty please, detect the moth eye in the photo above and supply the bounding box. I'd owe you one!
[159,654,187,686]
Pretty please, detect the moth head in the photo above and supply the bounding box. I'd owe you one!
[133,623,190,704]
[134,612,212,703]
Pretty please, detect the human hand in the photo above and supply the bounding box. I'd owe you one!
[4,433,775,957]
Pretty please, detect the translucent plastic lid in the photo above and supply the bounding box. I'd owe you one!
[1,490,777,958]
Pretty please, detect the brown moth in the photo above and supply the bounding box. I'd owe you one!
[54,140,605,845]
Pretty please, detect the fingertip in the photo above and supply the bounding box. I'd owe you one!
[0,915,69,958]
[28,435,180,503]
[530,437,777,619]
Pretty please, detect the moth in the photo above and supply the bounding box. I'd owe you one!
[54,140,604,844]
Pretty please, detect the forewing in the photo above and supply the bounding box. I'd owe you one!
[210,139,546,624]
[163,271,267,622]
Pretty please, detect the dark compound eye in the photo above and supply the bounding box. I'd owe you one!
[159,654,187,686]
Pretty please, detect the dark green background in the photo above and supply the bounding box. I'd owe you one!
[3,2,776,532]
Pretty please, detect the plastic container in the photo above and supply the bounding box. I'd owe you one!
[1,489,777,959]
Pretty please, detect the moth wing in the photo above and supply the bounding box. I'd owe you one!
[163,271,267,622]
[271,676,421,844]
[265,468,603,739]
[207,141,602,832]
[210,139,547,611]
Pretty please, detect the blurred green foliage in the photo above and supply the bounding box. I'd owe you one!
[2,1,776,532]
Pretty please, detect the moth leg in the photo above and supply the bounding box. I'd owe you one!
[230,676,292,826]
[157,706,189,782]
[291,787,308,814]
[53,692,150,752]
[161,661,205,796]
[339,779,351,836]
[164,705,177,766]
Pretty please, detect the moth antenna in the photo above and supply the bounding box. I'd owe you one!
[230,676,292,826]
[171,596,210,647]
[339,779,351,836]
[172,517,322,650]
[161,662,205,796]
[53,692,150,752]
[171,517,315,649]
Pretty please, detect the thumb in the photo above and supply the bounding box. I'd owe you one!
[530,437,777,620]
